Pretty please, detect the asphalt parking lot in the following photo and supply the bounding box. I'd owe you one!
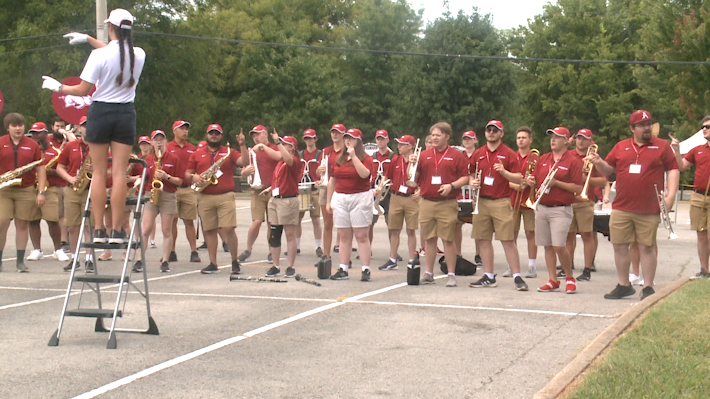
[0,198,698,399]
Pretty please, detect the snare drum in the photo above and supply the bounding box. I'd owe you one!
[298,183,313,212]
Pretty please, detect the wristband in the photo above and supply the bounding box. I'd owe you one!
[38,190,46,195]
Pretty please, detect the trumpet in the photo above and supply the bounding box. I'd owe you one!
[525,166,558,210]
[655,184,679,239]
[150,149,164,205]
[576,144,598,202]
[405,139,421,187]
[471,162,481,215]
[247,149,265,190]
[373,176,392,215]
[317,155,329,187]
[513,149,540,211]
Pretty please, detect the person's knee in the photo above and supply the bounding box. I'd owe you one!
[269,225,284,248]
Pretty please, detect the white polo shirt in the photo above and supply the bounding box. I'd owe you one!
[80,40,146,103]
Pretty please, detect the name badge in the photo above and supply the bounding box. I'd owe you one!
[431,176,442,185]
[272,187,280,197]
[484,176,495,186]
[215,170,224,178]
[399,185,408,194]
[629,164,641,174]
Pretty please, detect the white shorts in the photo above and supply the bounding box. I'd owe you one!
[332,191,373,229]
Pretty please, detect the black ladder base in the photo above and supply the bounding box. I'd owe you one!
[48,329,59,346]
[82,242,140,250]
[66,309,123,318]
[75,274,129,284]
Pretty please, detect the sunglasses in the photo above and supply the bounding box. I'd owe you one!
[206,131,222,136]
[702,125,710,130]
[486,127,501,133]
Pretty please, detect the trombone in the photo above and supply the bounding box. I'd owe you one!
[655,184,679,239]
[525,165,558,211]
[576,143,598,202]
[513,149,539,211]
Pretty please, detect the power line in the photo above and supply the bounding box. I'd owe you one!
[1,44,68,55]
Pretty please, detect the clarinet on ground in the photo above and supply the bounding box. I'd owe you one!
[295,274,322,287]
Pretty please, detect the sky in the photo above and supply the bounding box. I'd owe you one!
[408,0,552,30]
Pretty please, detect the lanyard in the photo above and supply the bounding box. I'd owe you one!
[485,148,499,177]
[400,156,408,181]
[631,141,646,163]
[209,148,218,165]
[433,146,450,175]
[10,139,19,168]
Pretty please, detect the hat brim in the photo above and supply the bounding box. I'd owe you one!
[394,139,412,145]
[546,130,568,138]
[343,133,361,140]
[174,122,191,129]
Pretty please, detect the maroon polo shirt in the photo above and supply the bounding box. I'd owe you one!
[533,151,584,206]
[416,145,468,200]
[471,143,518,199]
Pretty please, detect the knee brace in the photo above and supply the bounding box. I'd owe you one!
[269,225,284,248]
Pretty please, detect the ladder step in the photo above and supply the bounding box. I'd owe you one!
[66,309,123,318]
[106,196,149,206]
[74,274,129,284]
[82,242,140,250]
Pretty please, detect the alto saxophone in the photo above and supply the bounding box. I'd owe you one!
[72,154,93,193]
[150,150,164,205]
[40,144,63,191]
[191,144,231,193]
[0,159,45,190]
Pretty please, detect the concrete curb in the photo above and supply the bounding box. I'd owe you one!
[533,277,690,399]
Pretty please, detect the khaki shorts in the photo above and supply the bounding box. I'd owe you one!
[471,198,515,241]
[29,185,60,222]
[689,192,710,231]
[388,194,419,230]
[419,198,457,242]
[569,201,594,233]
[56,185,65,219]
[0,186,38,221]
[146,190,178,215]
[198,192,237,231]
[268,197,300,225]
[332,191,374,229]
[176,187,198,220]
[250,189,270,222]
[513,207,535,233]
[609,209,660,247]
[63,187,89,227]
[535,205,573,247]
[299,188,321,218]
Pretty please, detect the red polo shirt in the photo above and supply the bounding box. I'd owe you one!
[300,148,322,183]
[471,143,519,199]
[166,140,197,188]
[416,145,468,200]
[332,155,373,194]
[57,139,89,178]
[533,151,584,206]
[605,136,678,214]
[252,143,279,187]
[386,154,416,195]
[42,144,67,188]
[510,150,534,208]
[48,134,66,150]
[145,151,179,193]
[371,149,394,186]
[684,142,710,192]
[322,145,343,180]
[272,155,302,197]
[186,146,242,195]
[0,135,42,188]
[569,149,605,203]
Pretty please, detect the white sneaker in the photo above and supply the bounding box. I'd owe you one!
[150,240,157,248]
[502,268,512,277]
[629,273,644,286]
[54,249,70,262]
[525,266,537,279]
[26,249,43,261]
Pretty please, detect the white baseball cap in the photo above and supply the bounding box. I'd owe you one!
[104,8,135,29]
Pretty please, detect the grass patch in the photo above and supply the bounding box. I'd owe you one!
[566,281,710,399]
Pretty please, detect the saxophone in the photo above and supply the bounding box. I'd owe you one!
[150,150,164,205]
[40,144,63,191]
[191,144,231,193]
[72,154,93,193]
[0,159,45,190]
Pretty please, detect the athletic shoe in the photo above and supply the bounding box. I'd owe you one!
[160,261,170,273]
[98,252,112,261]
[190,251,201,263]
[576,268,592,282]
[446,275,457,287]
[690,269,710,280]
[333,245,340,253]
[200,263,220,274]
[284,249,301,255]
[396,254,403,262]
[421,273,435,284]
[16,263,29,273]
[360,269,371,282]
[556,269,567,278]
[413,253,421,266]
[53,249,70,262]
[132,261,144,273]
[565,277,576,294]
[63,260,79,272]
[231,260,241,274]
[237,250,251,262]
[378,259,398,271]
[149,240,157,248]
[473,254,482,266]
[85,260,95,273]
[469,274,497,288]
[514,276,529,291]
[418,248,426,256]
[315,247,324,258]
[168,251,178,262]
[108,229,125,245]
[437,247,444,254]
[267,253,273,263]
[285,267,296,278]
[501,268,512,277]
[26,249,43,261]
[640,286,655,300]
[525,266,537,279]
[537,280,560,292]
[604,284,636,299]
[590,261,597,272]
[60,242,71,254]
[629,273,644,286]
[223,242,229,252]
[93,229,108,244]
[330,267,349,280]
[265,266,280,277]
[197,241,207,250]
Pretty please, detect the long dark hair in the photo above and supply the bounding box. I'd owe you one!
[112,23,136,87]
[336,138,366,166]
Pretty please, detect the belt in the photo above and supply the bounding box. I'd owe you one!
[539,203,569,208]
[480,196,506,201]
[422,197,453,202]
[273,194,297,199]
[693,189,710,195]
[392,192,412,197]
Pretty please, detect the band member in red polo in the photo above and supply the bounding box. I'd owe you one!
[49,117,75,254]
[0,113,47,272]
[296,128,323,256]
[316,124,346,265]
[413,122,469,287]
[379,135,419,270]
[508,126,538,278]
[671,115,710,280]
[166,120,200,263]
[186,124,246,275]
[589,110,679,300]
[522,127,584,293]
[238,124,279,263]
[469,120,527,291]
[326,128,375,281]
[260,133,301,277]
[455,130,480,264]
[370,129,394,244]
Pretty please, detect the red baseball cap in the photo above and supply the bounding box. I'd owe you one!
[462,130,477,139]
[249,125,267,135]
[486,120,504,130]
[198,141,207,148]
[331,124,346,133]
[206,124,223,134]
[546,127,571,139]
[576,128,593,139]
[151,129,166,139]
[344,128,362,140]
[395,135,416,146]
[303,129,317,139]
[138,136,151,144]
[376,129,389,138]
[629,110,654,125]
[172,120,191,130]
[279,136,298,147]
[79,116,87,125]
[29,122,48,133]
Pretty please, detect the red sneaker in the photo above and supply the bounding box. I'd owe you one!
[537,280,560,292]
[437,247,444,254]
[565,277,577,294]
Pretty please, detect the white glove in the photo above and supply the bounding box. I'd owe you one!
[63,32,88,45]
[41,76,63,92]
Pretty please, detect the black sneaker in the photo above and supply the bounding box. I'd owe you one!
[557,262,575,271]
[469,274,498,288]
[200,263,220,274]
[330,267,349,280]
[285,267,295,278]
[514,276,528,291]
[267,253,273,263]
[197,241,207,250]
[63,260,78,272]
[93,229,108,244]
[231,260,241,275]
[413,253,421,266]
[333,245,340,253]
[132,260,144,273]
[577,268,592,281]
[315,247,324,257]
[265,266,280,277]
[190,251,201,263]
[361,269,371,282]
[223,242,229,252]
[60,242,71,253]
[285,249,301,255]
[108,229,125,244]
[604,284,636,299]
[590,261,597,272]
[640,286,655,300]
[556,269,567,278]
[690,269,710,280]
[85,260,95,273]
[168,251,178,262]
[160,261,170,273]
[378,259,398,271]
[473,254,482,266]
[396,254,403,262]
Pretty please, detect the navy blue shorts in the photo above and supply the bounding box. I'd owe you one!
[85,101,136,145]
